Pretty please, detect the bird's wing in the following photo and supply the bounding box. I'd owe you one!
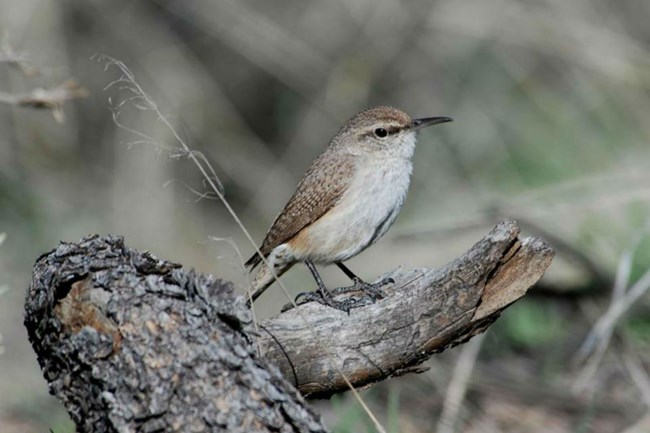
[245,153,355,269]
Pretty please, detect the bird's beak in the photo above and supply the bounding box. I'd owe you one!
[410,116,453,131]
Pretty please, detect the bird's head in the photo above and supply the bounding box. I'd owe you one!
[333,106,452,158]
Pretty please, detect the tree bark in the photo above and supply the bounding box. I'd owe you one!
[25,236,326,433]
[25,219,553,432]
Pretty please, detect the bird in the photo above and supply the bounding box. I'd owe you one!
[245,106,452,310]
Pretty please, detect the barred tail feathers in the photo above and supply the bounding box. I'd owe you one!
[245,261,291,305]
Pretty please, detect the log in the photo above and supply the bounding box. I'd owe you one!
[258,219,555,397]
[25,236,326,433]
[24,219,553,432]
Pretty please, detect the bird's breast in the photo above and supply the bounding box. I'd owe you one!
[289,157,413,263]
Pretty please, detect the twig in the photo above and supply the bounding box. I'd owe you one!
[0,37,39,76]
[574,227,650,392]
[623,354,650,408]
[0,80,88,122]
[436,333,486,433]
[620,412,650,433]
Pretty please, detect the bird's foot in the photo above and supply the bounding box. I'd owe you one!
[283,290,355,313]
[334,276,394,302]
[280,276,394,313]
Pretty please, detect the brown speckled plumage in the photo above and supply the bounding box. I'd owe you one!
[245,153,355,269]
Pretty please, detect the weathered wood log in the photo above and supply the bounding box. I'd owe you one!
[258,219,555,397]
[24,219,553,432]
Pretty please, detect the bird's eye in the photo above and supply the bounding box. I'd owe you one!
[374,128,388,138]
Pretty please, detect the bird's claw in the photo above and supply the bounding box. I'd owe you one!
[294,291,310,303]
[349,276,394,301]
[283,276,395,312]
[291,290,354,314]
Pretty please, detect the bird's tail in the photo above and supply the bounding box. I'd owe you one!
[245,261,291,306]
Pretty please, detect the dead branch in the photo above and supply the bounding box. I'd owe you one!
[24,219,553,432]
[0,38,39,75]
[0,80,88,122]
[258,219,554,397]
[0,40,87,122]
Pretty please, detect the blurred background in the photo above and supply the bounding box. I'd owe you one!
[1,0,650,432]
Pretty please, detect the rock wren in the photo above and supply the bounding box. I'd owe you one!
[245,106,452,310]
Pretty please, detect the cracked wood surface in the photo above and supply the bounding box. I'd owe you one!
[258,219,555,398]
[24,219,553,431]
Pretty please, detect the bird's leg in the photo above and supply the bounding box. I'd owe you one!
[335,262,394,301]
[304,260,331,302]
[294,261,353,312]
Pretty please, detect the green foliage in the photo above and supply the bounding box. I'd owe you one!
[497,299,567,350]
[623,314,650,346]
[386,387,400,433]
[49,418,75,433]
[331,394,370,433]
[331,388,401,433]
[577,202,650,276]
[574,391,599,433]
[630,238,650,284]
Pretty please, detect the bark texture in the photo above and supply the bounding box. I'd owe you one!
[25,236,326,433]
[25,219,553,432]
